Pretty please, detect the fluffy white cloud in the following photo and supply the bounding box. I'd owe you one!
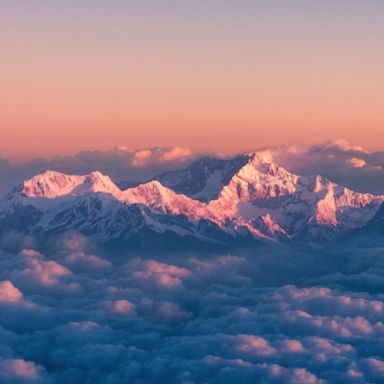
[63,252,112,272]
[129,259,191,288]
[0,359,50,383]
[347,157,366,168]
[0,281,23,302]
[105,299,135,315]
[5,250,81,296]
[131,147,193,168]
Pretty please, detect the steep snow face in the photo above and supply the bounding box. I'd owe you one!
[23,171,86,198]
[208,153,384,242]
[22,170,122,199]
[215,155,299,206]
[75,172,122,196]
[123,181,210,221]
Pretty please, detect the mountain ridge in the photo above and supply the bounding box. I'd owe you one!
[1,152,383,249]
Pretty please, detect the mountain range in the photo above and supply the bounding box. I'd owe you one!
[1,151,384,250]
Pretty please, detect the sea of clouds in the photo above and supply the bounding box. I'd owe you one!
[0,232,384,383]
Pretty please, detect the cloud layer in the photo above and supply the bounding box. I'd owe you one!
[0,232,383,383]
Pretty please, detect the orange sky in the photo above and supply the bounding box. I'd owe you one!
[1,1,383,160]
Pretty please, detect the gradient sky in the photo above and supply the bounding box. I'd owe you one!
[1,0,383,159]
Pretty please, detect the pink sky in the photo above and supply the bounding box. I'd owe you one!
[1,1,383,160]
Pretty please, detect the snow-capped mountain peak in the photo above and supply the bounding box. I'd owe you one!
[124,180,173,206]
[123,180,207,219]
[207,153,384,242]
[22,170,121,199]
[22,170,85,198]
[79,172,121,196]
[3,153,384,249]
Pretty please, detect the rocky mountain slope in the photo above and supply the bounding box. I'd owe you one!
[0,152,383,249]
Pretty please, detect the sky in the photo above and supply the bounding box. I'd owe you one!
[1,0,383,160]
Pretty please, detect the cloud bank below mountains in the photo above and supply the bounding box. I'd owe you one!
[0,232,384,383]
[2,140,384,197]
